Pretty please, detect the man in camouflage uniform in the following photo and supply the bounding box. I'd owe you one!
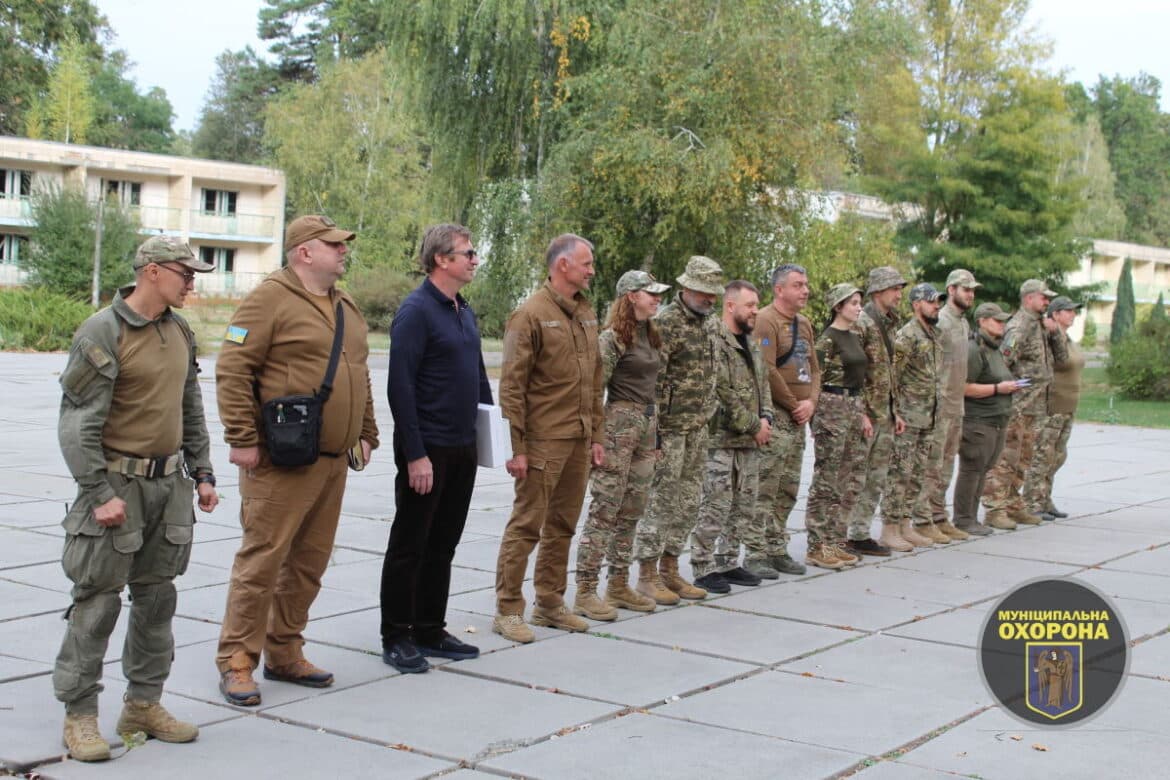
[923,268,981,542]
[845,267,908,556]
[634,256,724,604]
[54,236,219,762]
[883,283,948,547]
[690,281,773,593]
[982,279,1068,526]
[754,264,819,576]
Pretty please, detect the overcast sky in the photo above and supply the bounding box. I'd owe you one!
[93,0,1170,133]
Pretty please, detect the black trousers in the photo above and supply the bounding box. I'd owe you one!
[379,439,478,645]
[953,418,1008,528]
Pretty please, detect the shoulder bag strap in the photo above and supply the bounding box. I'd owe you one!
[775,317,800,367]
[317,302,345,402]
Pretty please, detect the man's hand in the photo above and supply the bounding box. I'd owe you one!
[861,415,875,439]
[754,417,772,446]
[93,496,127,528]
[408,456,434,495]
[361,439,373,465]
[894,414,907,435]
[1043,316,1059,333]
[591,443,605,467]
[506,454,528,480]
[792,399,815,425]
[229,446,261,469]
[196,482,219,512]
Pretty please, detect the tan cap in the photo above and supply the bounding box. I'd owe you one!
[285,215,356,249]
[675,256,724,296]
[973,302,1011,322]
[1020,278,1057,298]
[945,268,981,289]
[616,270,671,296]
[133,235,213,272]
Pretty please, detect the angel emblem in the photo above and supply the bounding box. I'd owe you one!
[1034,647,1075,709]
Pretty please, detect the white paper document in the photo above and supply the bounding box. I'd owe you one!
[476,403,513,468]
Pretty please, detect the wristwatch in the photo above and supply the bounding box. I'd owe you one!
[194,473,217,487]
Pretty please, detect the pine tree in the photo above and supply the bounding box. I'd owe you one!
[1150,292,1168,324]
[1111,258,1136,344]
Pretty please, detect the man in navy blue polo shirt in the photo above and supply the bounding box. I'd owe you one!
[380,223,493,672]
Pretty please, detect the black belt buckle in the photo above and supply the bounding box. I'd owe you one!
[145,456,169,478]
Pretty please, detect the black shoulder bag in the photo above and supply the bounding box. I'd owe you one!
[775,317,800,366]
[261,302,345,467]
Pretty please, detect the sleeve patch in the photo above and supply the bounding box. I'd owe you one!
[224,325,248,344]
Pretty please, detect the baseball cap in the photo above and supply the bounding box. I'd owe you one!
[133,235,214,272]
[285,215,356,249]
[945,269,982,289]
[973,302,1011,322]
[909,282,946,304]
[1020,279,1058,298]
[616,270,671,296]
[826,283,863,310]
[1047,296,1083,315]
[866,266,908,294]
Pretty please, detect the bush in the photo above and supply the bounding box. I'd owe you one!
[0,287,93,351]
[1107,320,1170,401]
[1081,315,1098,347]
[345,265,418,332]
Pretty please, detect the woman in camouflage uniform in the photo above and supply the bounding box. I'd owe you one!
[804,284,870,570]
[573,271,670,621]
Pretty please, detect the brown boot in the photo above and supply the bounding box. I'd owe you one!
[829,543,860,566]
[1010,507,1042,525]
[806,542,844,570]
[937,520,970,541]
[636,558,680,605]
[116,698,198,743]
[918,521,951,545]
[605,573,656,613]
[987,512,1018,530]
[899,519,934,547]
[659,555,707,600]
[878,522,913,552]
[573,579,618,621]
[63,713,111,762]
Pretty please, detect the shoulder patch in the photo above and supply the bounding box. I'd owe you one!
[540,320,562,328]
[760,337,770,346]
[84,343,112,369]
[224,325,248,344]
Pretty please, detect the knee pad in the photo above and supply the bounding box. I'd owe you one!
[129,581,177,624]
[71,591,122,639]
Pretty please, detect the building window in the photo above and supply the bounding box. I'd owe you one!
[103,179,141,206]
[1,169,33,200]
[202,189,238,217]
[200,246,235,273]
[1,234,28,265]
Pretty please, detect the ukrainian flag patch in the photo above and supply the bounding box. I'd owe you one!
[224,325,248,344]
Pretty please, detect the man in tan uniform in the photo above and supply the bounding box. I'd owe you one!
[493,234,605,643]
[215,215,379,705]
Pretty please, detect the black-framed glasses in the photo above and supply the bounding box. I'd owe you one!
[157,263,196,284]
[446,248,478,260]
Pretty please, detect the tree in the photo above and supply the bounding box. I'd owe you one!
[1149,292,1167,324]
[1110,257,1135,345]
[264,50,431,271]
[1055,98,1126,240]
[25,186,139,301]
[27,33,95,144]
[192,48,281,163]
[87,52,176,153]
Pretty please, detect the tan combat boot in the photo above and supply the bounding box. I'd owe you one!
[899,519,935,547]
[116,698,199,743]
[878,522,913,552]
[573,580,618,621]
[806,542,845,570]
[605,573,657,613]
[63,713,111,762]
[830,543,860,566]
[986,511,1018,530]
[531,604,589,632]
[659,555,707,600]
[636,558,680,605]
[492,613,535,643]
[1010,507,1042,525]
[937,520,970,541]
[918,521,951,545]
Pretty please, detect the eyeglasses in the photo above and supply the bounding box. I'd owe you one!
[446,248,478,260]
[156,263,196,284]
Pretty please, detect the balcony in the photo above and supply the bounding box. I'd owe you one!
[132,205,183,232]
[1087,280,1168,303]
[189,211,276,242]
[0,196,33,227]
[194,271,269,298]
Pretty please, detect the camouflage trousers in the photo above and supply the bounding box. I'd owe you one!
[925,412,963,522]
[846,416,897,540]
[982,407,1043,514]
[54,471,195,715]
[755,414,805,557]
[1023,412,1073,513]
[691,447,763,577]
[635,424,709,560]
[577,402,657,581]
[882,423,936,525]
[805,393,867,547]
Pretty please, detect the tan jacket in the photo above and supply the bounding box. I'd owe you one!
[756,305,821,418]
[500,281,604,455]
[216,266,379,455]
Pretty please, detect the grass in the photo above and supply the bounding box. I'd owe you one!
[1077,366,1170,429]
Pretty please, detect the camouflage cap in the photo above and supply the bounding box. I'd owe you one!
[908,282,946,304]
[616,270,671,296]
[675,255,725,296]
[1020,278,1058,298]
[945,268,982,289]
[973,302,1012,322]
[285,214,356,249]
[866,266,908,294]
[1046,295,1083,315]
[132,235,214,272]
[826,283,863,311]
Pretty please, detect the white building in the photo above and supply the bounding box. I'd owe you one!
[1065,239,1170,342]
[1,137,285,296]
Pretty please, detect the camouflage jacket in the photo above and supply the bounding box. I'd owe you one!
[1001,307,1069,414]
[654,291,719,433]
[855,301,900,424]
[936,302,971,416]
[893,316,941,429]
[708,321,773,449]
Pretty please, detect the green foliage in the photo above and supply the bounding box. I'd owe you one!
[87,52,176,153]
[1107,320,1170,401]
[0,287,93,351]
[344,265,417,332]
[1110,258,1135,345]
[1081,315,1098,347]
[192,48,280,164]
[25,186,138,300]
[1149,292,1167,324]
[1055,107,1127,240]
[27,32,95,144]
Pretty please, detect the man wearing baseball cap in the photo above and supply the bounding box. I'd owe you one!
[215,215,379,704]
[54,235,218,761]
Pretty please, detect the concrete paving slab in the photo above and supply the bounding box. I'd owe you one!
[1064,506,1170,534]
[0,527,63,569]
[451,536,507,572]
[932,523,1170,566]
[1106,595,1170,639]
[304,607,515,659]
[817,562,1012,607]
[186,536,379,570]
[1129,632,1170,679]
[0,611,221,667]
[264,669,620,761]
[0,498,66,527]
[661,669,981,757]
[173,581,378,624]
[0,578,68,620]
[0,472,78,501]
[883,605,988,648]
[849,760,964,779]
[1071,567,1170,605]
[880,547,1081,587]
[0,653,51,682]
[330,515,394,554]
[482,711,860,779]
[322,556,494,598]
[1099,543,1170,576]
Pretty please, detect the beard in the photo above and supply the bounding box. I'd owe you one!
[734,314,756,334]
[923,313,940,325]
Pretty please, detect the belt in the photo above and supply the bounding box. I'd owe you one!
[822,385,861,397]
[106,452,182,478]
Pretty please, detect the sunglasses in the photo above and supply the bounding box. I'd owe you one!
[157,263,196,283]
[446,249,478,260]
